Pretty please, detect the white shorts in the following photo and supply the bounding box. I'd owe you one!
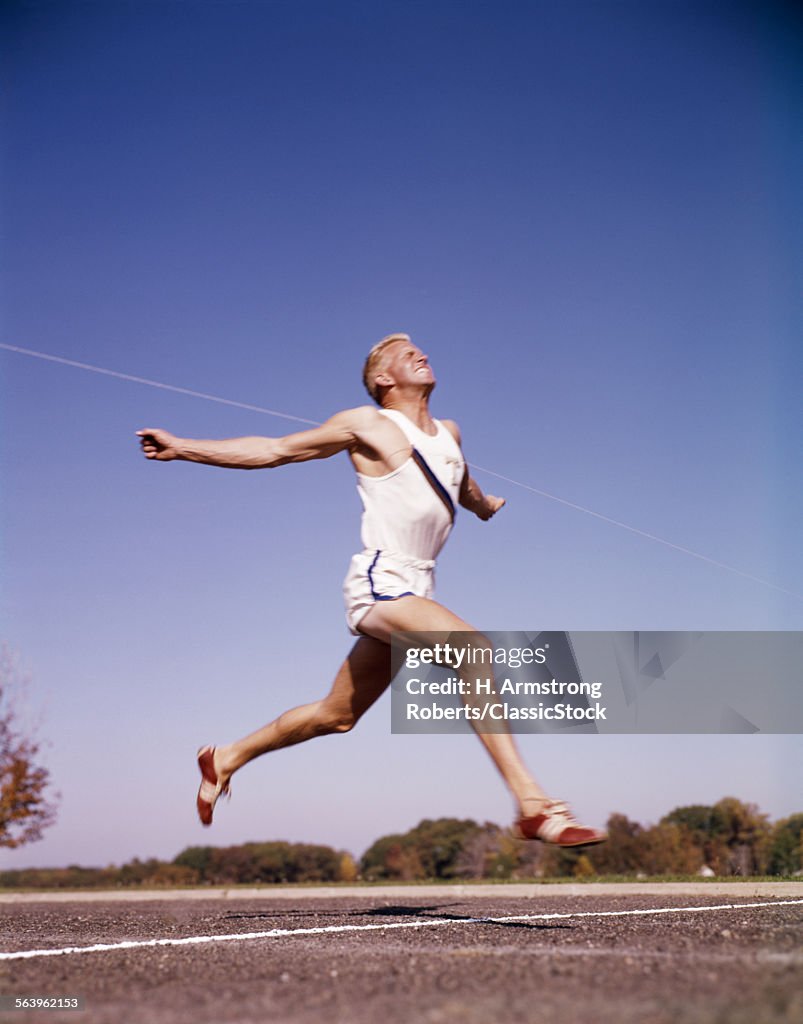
[343,549,436,636]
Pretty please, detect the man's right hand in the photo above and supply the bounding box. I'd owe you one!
[137,428,183,461]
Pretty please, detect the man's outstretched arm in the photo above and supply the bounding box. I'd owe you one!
[137,408,370,469]
[440,419,505,521]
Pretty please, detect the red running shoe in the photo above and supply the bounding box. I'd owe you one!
[515,800,607,847]
[196,746,230,827]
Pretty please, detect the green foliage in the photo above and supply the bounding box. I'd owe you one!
[361,818,488,880]
[768,814,803,875]
[359,832,409,880]
[0,840,350,889]
[173,846,214,875]
[657,798,771,875]
[661,804,728,844]
[587,814,644,874]
[117,858,199,887]
[176,840,345,885]
[0,865,119,889]
[407,818,486,878]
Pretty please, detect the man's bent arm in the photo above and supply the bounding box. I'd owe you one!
[137,409,369,469]
[459,471,505,520]
[440,420,505,521]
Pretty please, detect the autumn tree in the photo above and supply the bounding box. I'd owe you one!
[634,822,701,875]
[714,797,771,875]
[587,813,645,875]
[0,647,58,848]
[660,803,728,870]
[659,798,770,875]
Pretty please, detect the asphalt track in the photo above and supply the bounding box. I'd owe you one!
[1,884,801,1024]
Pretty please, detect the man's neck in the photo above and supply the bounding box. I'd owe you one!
[382,392,433,431]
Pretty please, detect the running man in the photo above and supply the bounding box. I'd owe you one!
[138,334,605,847]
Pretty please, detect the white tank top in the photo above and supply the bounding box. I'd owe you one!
[356,409,465,562]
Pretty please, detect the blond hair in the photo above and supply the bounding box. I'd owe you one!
[362,333,411,404]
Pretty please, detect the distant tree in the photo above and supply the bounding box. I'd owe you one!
[768,814,803,876]
[178,840,345,885]
[573,854,596,878]
[635,822,701,875]
[291,842,343,882]
[0,647,58,848]
[361,818,487,880]
[455,824,506,879]
[361,832,413,880]
[659,799,770,875]
[173,845,215,879]
[714,797,771,875]
[383,841,425,881]
[338,852,359,882]
[118,857,157,886]
[405,818,487,878]
[587,813,645,875]
[660,803,727,870]
[115,857,195,887]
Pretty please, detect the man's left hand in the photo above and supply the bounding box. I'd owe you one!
[477,495,505,521]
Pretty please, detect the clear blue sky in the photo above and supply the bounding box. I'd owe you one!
[2,0,801,869]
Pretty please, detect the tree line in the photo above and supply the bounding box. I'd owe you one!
[359,799,802,881]
[1,797,801,889]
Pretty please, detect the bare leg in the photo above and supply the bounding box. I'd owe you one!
[212,636,392,784]
[359,596,548,817]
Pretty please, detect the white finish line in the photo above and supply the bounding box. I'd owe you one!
[3,899,801,962]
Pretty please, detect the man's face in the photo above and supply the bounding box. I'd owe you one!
[382,341,436,390]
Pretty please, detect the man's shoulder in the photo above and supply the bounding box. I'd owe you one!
[326,404,387,438]
[332,404,385,426]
